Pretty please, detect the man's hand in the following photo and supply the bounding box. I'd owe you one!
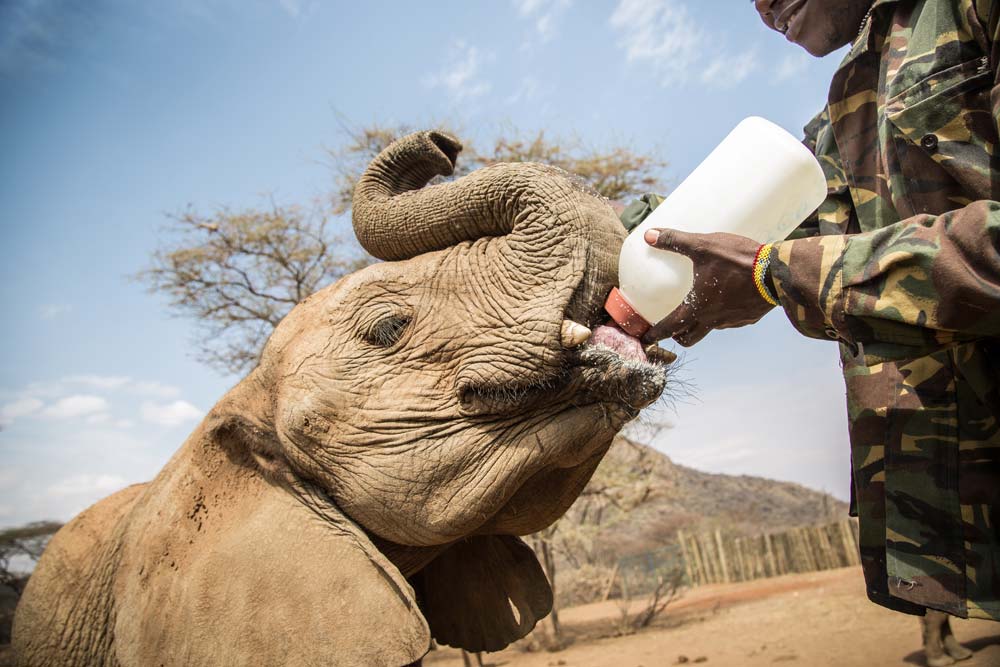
[642,228,776,346]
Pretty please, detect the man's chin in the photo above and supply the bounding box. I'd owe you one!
[792,34,849,58]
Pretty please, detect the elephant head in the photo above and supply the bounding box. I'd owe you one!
[13,132,668,666]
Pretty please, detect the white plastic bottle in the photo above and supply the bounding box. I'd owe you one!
[605,116,828,337]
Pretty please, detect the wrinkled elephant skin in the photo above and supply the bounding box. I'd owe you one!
[14,132,669,665]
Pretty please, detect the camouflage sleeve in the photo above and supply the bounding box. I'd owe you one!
[769,201,1000,361]
[785,107,857,241]
[991,0,1000,118]
[618,193,666,232]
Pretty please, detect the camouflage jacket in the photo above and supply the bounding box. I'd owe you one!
[768,0,1000,620]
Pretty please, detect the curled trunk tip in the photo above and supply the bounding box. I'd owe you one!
[426,131,461,174]
[352,130,464,260]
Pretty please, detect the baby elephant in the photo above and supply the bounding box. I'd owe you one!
[922,609,973,666]
[13,132,669,666]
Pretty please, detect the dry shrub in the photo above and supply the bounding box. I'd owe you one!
[555,563,619,607]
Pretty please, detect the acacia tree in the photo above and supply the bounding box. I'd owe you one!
[1,521,63,645]
[0,521,62,596]
[140,121,666,375]
[482,130,664,201]
[140,202,369,374]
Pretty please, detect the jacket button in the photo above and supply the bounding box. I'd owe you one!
[921,133,939,150]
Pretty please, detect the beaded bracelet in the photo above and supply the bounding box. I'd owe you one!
[752,243,779,306]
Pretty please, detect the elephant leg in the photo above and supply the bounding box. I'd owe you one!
[459,650,484,666]
[922,610,955,667]
[941,616,974,661]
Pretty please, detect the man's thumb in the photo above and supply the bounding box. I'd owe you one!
[644,227,695,255]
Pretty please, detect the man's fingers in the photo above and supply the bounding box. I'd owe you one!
[643,228,700,256]
[642,303,695,344]
[674,325,709,347]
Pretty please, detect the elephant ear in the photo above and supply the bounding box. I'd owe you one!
[113,427,431,667]
[413,535,553,652]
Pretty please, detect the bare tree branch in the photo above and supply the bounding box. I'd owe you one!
[136,202,370,374]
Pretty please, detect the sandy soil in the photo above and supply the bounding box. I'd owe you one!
[425,567,1000,667]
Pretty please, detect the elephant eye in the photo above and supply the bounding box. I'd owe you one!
[360,314,411,348]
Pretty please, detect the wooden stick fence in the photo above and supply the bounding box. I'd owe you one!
[676,519,860,587]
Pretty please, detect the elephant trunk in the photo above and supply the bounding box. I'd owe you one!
[351,130,587,267]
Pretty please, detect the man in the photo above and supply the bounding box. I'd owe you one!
[635,0,999,655]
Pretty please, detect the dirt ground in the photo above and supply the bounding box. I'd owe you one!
[425,566,1000,667]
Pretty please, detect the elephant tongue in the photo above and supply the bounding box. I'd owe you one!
[590,324,647,363]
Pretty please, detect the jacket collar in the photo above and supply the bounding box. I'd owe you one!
[851,0,900,56]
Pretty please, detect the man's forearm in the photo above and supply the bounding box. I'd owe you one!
[769,200,1000,361]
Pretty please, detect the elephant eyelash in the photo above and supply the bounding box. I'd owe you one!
[360,314,412,348]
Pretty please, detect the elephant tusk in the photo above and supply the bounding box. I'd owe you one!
[644,344,677,365]
[560,320,592,348]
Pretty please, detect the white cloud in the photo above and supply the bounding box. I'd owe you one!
[776,52,809,82]
[63,374,131,390]
[4,1,77,71]
[1,397,44,426]
[42,395,109,420]
[676,435,759,469]
[0,469,19,491]
[1,375,192,433]
[513,0,545,14]
[9,375,179,400]
[140,400,203,427]
[422,40,493,102]
[513,0,572,43]
[609,0,758,87]
[276,0,317,19]
[506,75,540,105]
[7,380,62,400]
[11,375,125,399]
[700,49,759,87]
[610,0,703,83]
[46,474,127,499]
[278,0,301,18]
[131,381,181,398]
[39,303,73,319]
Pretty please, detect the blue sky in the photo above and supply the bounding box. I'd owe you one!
[0,0,850,528]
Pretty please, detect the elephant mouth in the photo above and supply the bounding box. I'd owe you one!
[562,320,677,412]
[458,320,669,417]
[590,323,669,363]
[570,333,669,412]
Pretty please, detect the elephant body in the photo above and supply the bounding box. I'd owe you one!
[14,132,669,665]
[17,429,429,666]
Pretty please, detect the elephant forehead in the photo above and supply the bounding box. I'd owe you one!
[337,238,584,297]
[345,252,442,287]
[275,245,580,360]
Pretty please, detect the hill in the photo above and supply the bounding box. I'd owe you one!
[564,436,850,561]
